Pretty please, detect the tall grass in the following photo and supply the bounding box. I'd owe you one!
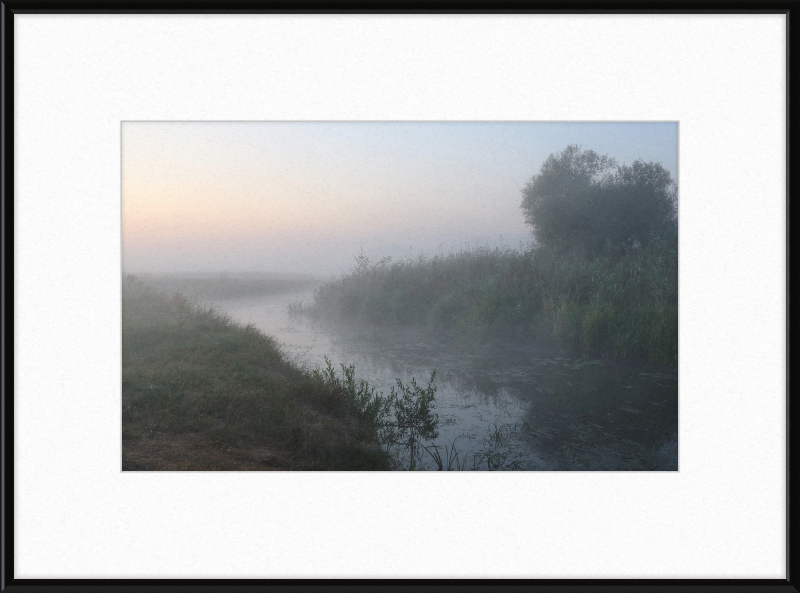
[122,276,392,470]
[302,240,677,364]
[122,275,440,470]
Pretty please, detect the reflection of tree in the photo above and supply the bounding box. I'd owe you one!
[539,429,678,471]
[520,361,677,470]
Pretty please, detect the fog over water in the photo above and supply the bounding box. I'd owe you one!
[202,287,678,471]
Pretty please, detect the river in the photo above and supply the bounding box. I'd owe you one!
[208,288,678,471]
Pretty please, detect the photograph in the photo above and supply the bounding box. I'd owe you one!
[121,121,679,472]
[8,7,788,584]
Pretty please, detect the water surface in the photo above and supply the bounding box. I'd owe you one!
[210,289,678,471]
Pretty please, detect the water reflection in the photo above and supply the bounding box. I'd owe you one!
[210,290,678,471]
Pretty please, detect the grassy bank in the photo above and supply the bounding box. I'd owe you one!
[298,240,677,364]
[122,276,393,470]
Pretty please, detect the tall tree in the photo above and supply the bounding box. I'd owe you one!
[521,145,677,256]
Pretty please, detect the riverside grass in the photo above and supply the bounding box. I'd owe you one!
[300,240,678,365]
[122,277,392,470]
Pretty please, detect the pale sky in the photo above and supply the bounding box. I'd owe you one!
[121,121,678,279]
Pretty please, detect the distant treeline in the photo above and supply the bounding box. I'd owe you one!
[131,272,316,301]
[297,240,677,365]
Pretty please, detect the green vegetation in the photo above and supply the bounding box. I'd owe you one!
[386,371,439,470]
[422,440,469,471]
[520,144,677,257]
[299,239,677,365]
[311,357,438,470]
[296,145,678,365]
[122,276,438,470]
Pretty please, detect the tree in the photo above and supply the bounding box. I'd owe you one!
[520,145,677,256]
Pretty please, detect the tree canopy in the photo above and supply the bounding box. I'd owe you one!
[520,145,677,256]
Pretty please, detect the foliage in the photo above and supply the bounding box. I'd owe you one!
[520,145,677,256]
[386,371,439,469]
[422,439,468,471]
[312,357,439,470]
[122,277,393,470]
[312,357,393,441]
[302,240,678,365]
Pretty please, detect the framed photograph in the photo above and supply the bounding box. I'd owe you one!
[3,4,793,591]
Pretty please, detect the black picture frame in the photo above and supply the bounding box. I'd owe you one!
[1,3,795,592]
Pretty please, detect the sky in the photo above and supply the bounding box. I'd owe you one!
[121,121,678,279]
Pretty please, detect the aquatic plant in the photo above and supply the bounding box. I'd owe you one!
[386,371,439,470]
[421,438,468,471]
[311,357,439,470]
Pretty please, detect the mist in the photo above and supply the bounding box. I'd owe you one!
[122,121,677,279]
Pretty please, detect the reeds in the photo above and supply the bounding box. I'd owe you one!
[302,240,678,364]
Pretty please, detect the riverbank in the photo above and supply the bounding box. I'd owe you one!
[121,276,391,470]
[136,279,676,471]
[296,240,678,365]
